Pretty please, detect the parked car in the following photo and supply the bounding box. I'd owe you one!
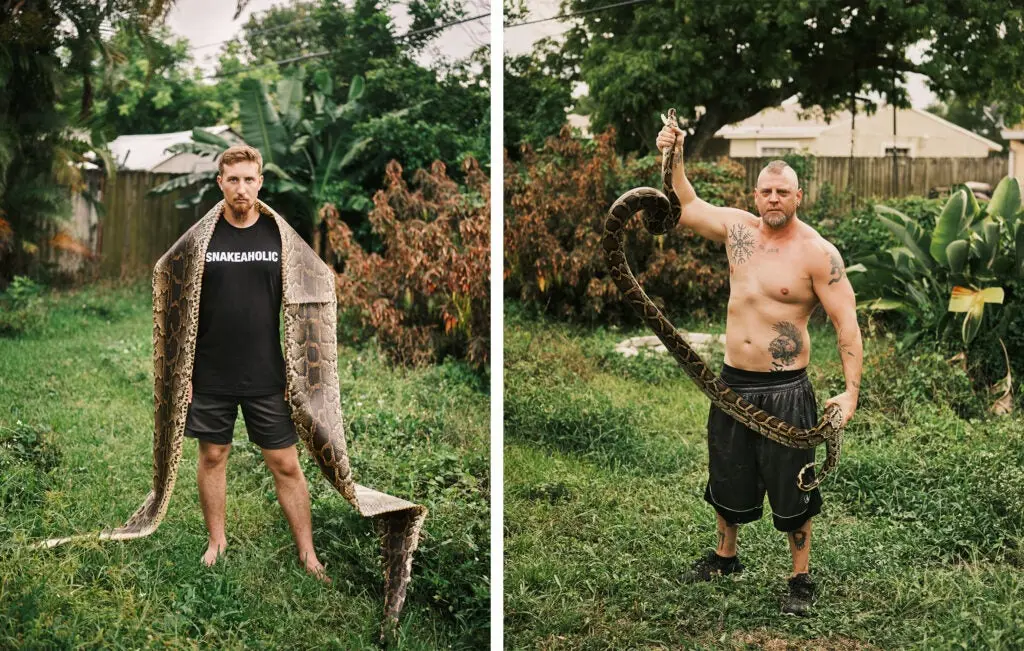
[928,181,992,201]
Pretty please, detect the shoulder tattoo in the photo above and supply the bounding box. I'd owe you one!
[728,223,755,264]
[827,249,845,285]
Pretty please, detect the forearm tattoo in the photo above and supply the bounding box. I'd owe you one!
[790,530,807,550]
[827,251,845,285]
[728,224,755,264]
[768,320,803,371]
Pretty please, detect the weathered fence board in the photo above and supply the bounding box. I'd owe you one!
[733,156,1009,204]
[88,171,213,278]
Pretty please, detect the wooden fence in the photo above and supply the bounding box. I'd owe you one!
[67,156,1011,276]
[66,171,215,278]
[731,156,1010,204]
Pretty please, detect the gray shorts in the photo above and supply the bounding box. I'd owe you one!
[703,364,823,532]
[185,392,298,450]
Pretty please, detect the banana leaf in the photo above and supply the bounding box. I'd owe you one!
[166,141,224,159]
[313,69,333,97]
[276,73,306,129]
[875,206,935,271]
[191,127,232,149]
[149,171,213,195]
[950,184,980,223]
[945,239,969,274]
[239,78,288,166]
[931,189,967,265]
[347,75,365,103]
[987,176,1022,226]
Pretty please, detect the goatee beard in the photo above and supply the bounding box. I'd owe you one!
[763,211,791,228]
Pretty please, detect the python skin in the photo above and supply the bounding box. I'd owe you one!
[602,109,843,491]
[37,200,427,643]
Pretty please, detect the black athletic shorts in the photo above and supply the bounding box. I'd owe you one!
[703,364,823,532]
[184,392,298,450]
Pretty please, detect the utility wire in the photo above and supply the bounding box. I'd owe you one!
[192,18,317,50]
[202,11,490,79]
[190,1,421,52]
[505,0,655,28]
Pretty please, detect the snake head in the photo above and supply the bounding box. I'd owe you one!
[660,108,678,128]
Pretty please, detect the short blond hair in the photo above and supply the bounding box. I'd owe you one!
[218,144,263,175]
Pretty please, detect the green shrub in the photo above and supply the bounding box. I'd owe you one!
[505,127,743,324]
[849,179,1024,389]
[805,186,945,262]
[860,340,984,420]
[0,276,46,337]
[0,421,62,513]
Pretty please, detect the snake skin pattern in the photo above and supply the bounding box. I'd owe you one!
[38,200,427,643]
[602,109,843,491]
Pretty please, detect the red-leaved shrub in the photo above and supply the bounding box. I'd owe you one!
[328,158,489,367]
[505,126,748,323]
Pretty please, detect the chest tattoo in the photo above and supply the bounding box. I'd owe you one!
[728,224,755,264]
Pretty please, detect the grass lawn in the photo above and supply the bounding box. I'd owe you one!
[0,282,489,650]
[505,308,1024,650]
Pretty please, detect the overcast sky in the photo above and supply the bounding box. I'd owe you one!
[165,0,489,77]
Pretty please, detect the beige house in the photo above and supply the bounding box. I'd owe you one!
[1000,125,1024,185]
[715,103,1002,158]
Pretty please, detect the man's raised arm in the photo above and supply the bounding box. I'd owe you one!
[655,124,754,243]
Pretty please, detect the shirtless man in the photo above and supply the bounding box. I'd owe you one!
[655,124,862,615]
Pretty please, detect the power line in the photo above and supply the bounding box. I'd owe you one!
[201,12,490,79]
[192,18,317,51]
[189,1,421,52]
[505,0,655,29]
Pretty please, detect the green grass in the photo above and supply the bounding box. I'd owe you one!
[505,310,1024,650]
[0,281,489,649]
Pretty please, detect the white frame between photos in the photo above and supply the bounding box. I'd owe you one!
[489,8,504,649]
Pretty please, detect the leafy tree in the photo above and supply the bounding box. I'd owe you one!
[504,41,574,156]
[60,26,227,139]
[236,0,489,182]
[0,0,172,281]
[558,0,1024,156]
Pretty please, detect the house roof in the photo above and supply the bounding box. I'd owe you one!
[716,104,1002,152]
[108,126,240,171]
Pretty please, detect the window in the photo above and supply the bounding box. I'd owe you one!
[761,147,796,156]
[884,146,911,157]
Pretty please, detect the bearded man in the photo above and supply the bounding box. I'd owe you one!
[656,124,862,615]
[184,144,327,580]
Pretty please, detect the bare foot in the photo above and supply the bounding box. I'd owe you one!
[302,555,332,584]
[201,542,226,567]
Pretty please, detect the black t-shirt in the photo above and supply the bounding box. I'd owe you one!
[191,213,287,396]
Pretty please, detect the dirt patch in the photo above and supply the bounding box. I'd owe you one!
[732,630,880,651]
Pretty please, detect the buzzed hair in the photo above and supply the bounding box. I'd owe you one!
[758,159,800,188]
[218,144,263,176]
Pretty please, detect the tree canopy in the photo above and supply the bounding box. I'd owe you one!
[557,0,1024,156]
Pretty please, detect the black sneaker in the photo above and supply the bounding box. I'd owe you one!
[683,550,744,583]
[781,572,815,616]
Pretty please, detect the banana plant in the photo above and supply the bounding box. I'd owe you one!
[151,69,389,254]
[848,176,1023,346]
